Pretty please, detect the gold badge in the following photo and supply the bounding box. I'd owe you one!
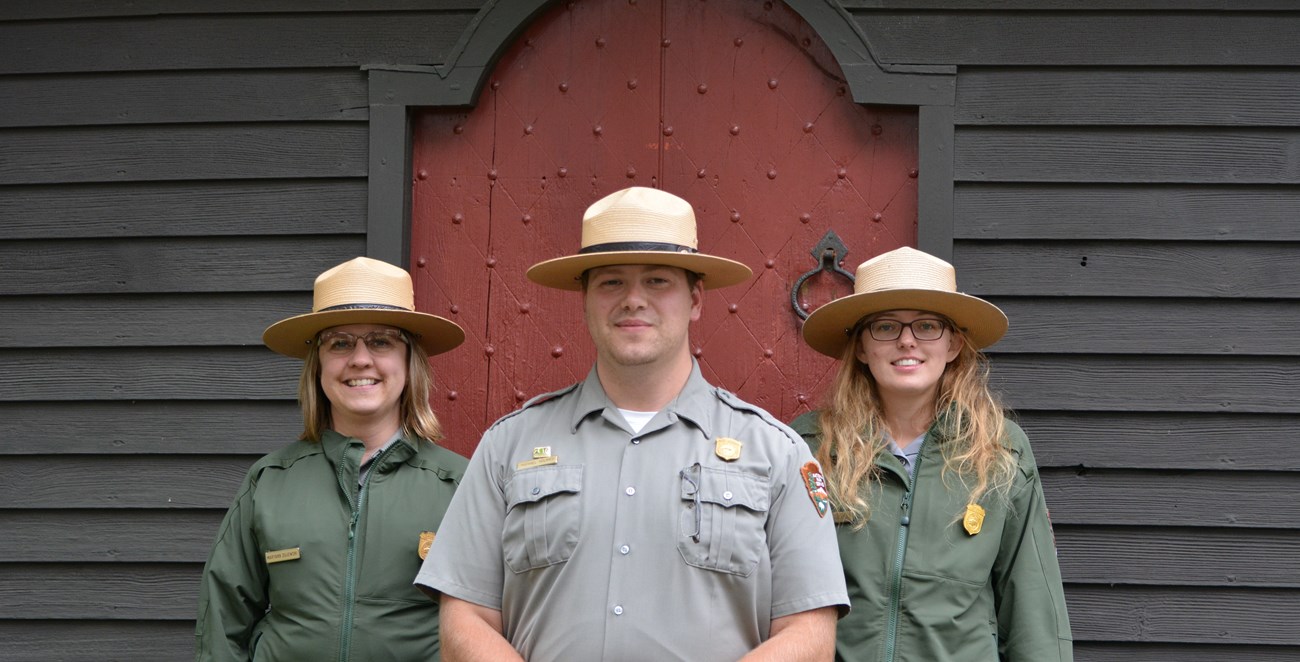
[418,531,435,560]
[264,547,301,564]
[532,446,552,459]
[963,503,986,535]
[714,437,743,461]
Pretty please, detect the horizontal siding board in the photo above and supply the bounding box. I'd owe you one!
[0,621,195,660]
[0,124,368,184]
[1073,642,1300,662]
[0,180,367,238]
[0,70,368,128]
[1055,525,1300,587]
[990,298,1300,355]
[0,401,299,454]
[0,457,253,509]
[0,293,311,346]
[0,510,224,562]
[853,13,1300,66]
[954,242,1300,298]
[0,236,362,295]
[953,183,1300,241]
[843,1,1300,8]
[1018,412,1300,471]
[0,348,299,401]
[1066,585,1300,645]
[990,355,1300,414]
[954,127,1300,184]
[1,0,485,21]
[0,13,473,74]
[1042,470,1300,528]
[956,68,1300,127]
[0,564,201,620]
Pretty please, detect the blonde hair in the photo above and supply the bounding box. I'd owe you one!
[815,317,1016,529]
[297,330,444,443]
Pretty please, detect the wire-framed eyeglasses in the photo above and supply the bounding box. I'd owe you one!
[863,318,949,342]
[317,329,409,356]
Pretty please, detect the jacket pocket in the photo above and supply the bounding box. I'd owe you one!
[677,464,770,577]
[502,464,583,573]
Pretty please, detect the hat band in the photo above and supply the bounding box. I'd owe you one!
[579,241,698,255]
[318,302,414,313]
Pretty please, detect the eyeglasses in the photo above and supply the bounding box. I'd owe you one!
[317,329,408,356]
[863,318,949,342]
[680,463,702,543]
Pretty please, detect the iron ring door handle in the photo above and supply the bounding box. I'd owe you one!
[790,230,855,320]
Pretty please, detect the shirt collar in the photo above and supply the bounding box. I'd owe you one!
[569,361,713,440]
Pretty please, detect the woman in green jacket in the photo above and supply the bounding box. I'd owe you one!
[793,247,1072,661]
[196,257,468,661]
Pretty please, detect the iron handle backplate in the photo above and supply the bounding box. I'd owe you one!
[790,229,856,320]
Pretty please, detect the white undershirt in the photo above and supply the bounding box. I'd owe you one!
[617,408,658,434]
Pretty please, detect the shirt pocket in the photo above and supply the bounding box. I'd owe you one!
[677,465,770,577]
[502,464,583,573]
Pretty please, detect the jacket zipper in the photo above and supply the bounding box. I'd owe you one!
[883,450,923,662]
[336,444,388,662]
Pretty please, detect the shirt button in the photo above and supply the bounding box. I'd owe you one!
[620,545,630,555]
[632,439,641,444]
[531,487,541,495]
[723,490,733,501]
[613,605,624,615]
[625,486,636,496]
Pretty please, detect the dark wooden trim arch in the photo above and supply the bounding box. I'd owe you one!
[364,0,958,266]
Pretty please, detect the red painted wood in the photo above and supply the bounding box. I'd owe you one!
[412,0,917,458]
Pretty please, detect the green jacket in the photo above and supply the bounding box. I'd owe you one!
[195,430,467,661]
[790,413,1072,662]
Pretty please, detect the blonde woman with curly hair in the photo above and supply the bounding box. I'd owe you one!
[792,247,1072,661]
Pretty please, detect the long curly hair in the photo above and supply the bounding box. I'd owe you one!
[297,329,443,443]
[814,316,1016,529]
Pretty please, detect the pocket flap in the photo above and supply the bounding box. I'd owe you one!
[695,467,769,512]
[504,464,583,510]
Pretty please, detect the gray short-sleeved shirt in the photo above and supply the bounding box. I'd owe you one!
[415,363,848,661]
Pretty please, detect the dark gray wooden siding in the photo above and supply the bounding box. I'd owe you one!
[847,1,1300,659]
[2,1,1297,660]
[0,2,482,659]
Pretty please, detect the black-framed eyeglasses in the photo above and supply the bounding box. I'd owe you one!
[317,329,408,356]
[863,318,949,342]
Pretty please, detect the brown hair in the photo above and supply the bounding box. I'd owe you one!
[815,317,1016,529]
[297,330,444,443]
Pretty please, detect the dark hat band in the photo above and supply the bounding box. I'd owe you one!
[579,241,698,255]
[318,302,414,313]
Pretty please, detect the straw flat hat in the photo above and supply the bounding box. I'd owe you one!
[263,257,465,358]
[802,247,1007,358]
[526,186,752,290]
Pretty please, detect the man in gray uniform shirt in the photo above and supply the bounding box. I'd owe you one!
[415,186,848,661]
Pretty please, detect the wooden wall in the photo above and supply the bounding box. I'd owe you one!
[0,2,482,659]
[844,1,1300,659]
[2,1,1297,660]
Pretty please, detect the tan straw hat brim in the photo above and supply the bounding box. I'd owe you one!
[528,186,753,290]
[802,288,1007,358]
[526,251,752,290]
[263,308,464,359]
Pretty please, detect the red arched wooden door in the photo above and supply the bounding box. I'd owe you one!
[411,0,917,458]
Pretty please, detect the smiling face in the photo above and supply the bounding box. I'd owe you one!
[583,264,702,371]
[317,323,409,436]
[855,309,963,407]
